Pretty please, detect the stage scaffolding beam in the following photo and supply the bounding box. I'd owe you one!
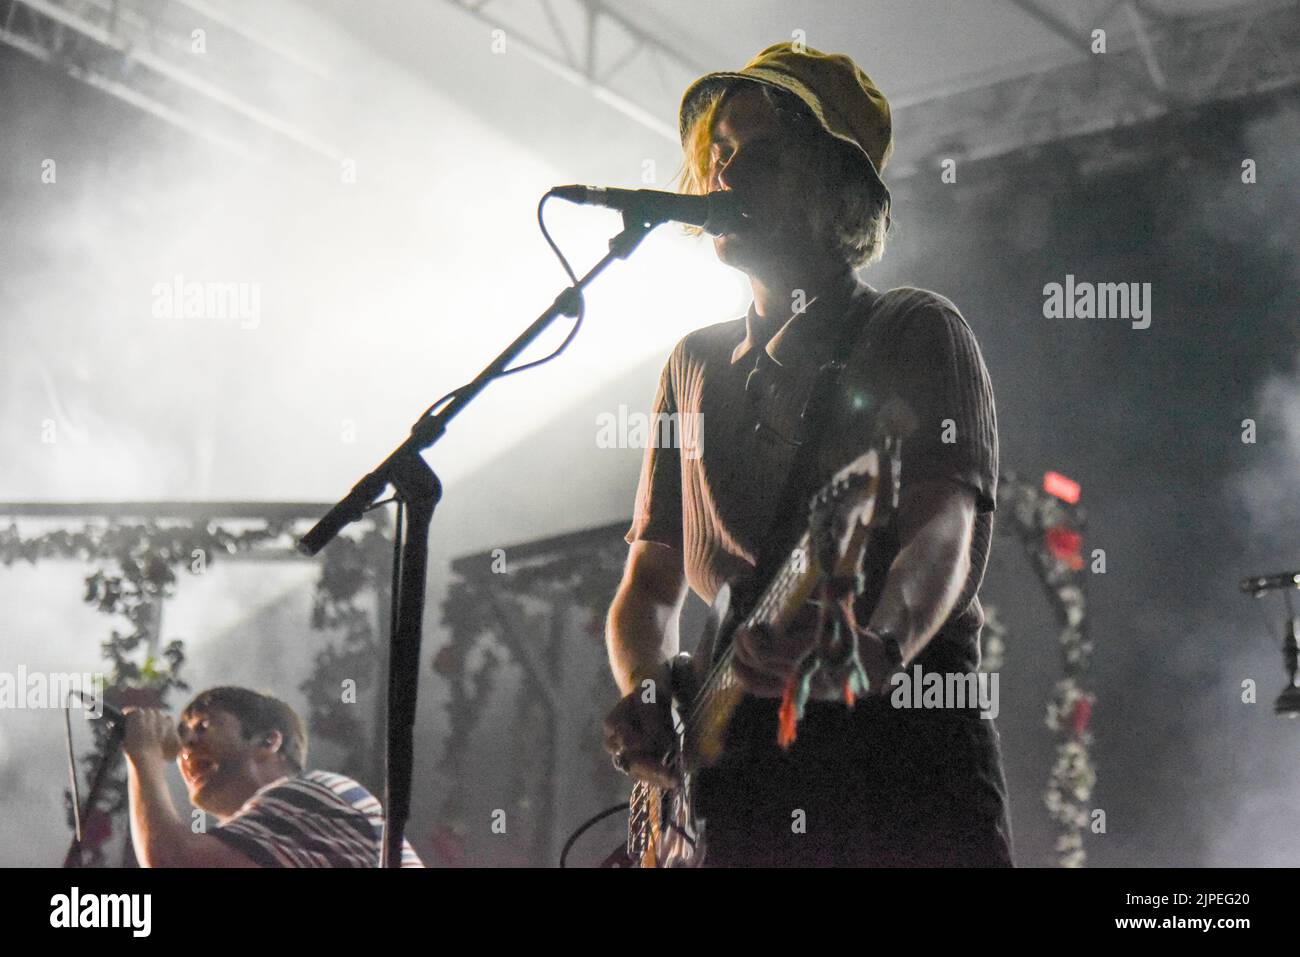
[0,0,344,163]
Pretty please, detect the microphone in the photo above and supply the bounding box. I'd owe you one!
[69,690,125,723]
[68,692,181,759]
[551,186,747,236]
[1240,571,1300,595]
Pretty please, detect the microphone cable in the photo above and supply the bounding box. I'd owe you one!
[559,800,699,867]
[417,190,587,420]
[559,801,628,868]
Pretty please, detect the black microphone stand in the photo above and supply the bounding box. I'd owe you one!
[298,208,661,867]
[63,713,127,868]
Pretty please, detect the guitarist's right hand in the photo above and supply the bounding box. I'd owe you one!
[602,663,681,791]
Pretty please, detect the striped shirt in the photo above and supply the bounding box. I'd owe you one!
[212,770,424,868]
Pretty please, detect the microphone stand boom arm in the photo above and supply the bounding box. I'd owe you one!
[297,208,659,868]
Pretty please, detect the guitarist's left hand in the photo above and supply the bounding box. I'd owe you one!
[731,610,896,702]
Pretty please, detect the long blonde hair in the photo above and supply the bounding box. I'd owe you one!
[677,83,891,268]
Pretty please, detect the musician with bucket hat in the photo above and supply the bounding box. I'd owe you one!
[602,41,1013,867]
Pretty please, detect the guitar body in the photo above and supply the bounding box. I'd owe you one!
[613,439,901,869]
[618,583,731,868]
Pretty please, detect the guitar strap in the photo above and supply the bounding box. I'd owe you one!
[740,282,889,623]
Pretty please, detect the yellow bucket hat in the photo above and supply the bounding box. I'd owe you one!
[678,41,893,200]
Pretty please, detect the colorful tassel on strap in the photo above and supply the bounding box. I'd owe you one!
[777,677,800,749]
[777,654,820,749]
[775,584,873,748]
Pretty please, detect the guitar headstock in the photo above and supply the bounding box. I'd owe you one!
[808,438,899,579]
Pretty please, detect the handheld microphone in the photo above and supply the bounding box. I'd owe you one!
[551,186,747,236]
[68,692,182,759]
[69,690,125,723]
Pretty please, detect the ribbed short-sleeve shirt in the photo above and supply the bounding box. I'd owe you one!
[626,272,998,673]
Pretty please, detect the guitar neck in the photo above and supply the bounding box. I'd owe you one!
[679,444,890,768]
[626,442,892,866]
[680,529,825,769]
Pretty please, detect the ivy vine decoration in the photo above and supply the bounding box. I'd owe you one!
[980,603,1007,673]
[302,527,388,788]
[433,539,625,865]
[0,516,302,865]
[431,576,507,865]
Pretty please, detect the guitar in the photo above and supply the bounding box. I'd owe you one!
[612,435,901,868]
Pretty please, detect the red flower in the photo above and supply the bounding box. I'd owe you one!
[81,809,113,849]
[432,644,461,678]
[1071,697,1093,736]
[429,825,466,867]
[1045,526,1084,570]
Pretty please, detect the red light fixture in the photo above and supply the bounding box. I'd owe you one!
[1043,471,1081,504]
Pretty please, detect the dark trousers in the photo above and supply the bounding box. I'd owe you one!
[695,695,1015,867]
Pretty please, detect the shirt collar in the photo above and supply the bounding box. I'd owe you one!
[730,270,866,367]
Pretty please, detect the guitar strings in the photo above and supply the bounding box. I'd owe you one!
[683,470,877,731]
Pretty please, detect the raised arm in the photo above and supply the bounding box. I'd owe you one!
[124,708,258,868]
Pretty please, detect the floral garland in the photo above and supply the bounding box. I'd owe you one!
[436,474,1097,868]
[301,527,386,789]
[435,543,624,866]
[434,574,552,866]
[997,473,1096,868]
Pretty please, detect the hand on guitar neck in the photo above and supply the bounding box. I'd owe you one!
[600,443,906,866]
[729,606,899,702]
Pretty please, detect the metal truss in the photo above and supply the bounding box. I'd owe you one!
[443,520,627,866]
[888,0,1300,181]
[441,0,1298,175]
[440,0,716,141]
[4,0,1294,186]
[0,0,344,163]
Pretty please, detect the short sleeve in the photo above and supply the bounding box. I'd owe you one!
[210,785,300,867]
[209,828,278,867]
[210,774,419,868]
[891,298,998,513]
[625,343,685,548]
